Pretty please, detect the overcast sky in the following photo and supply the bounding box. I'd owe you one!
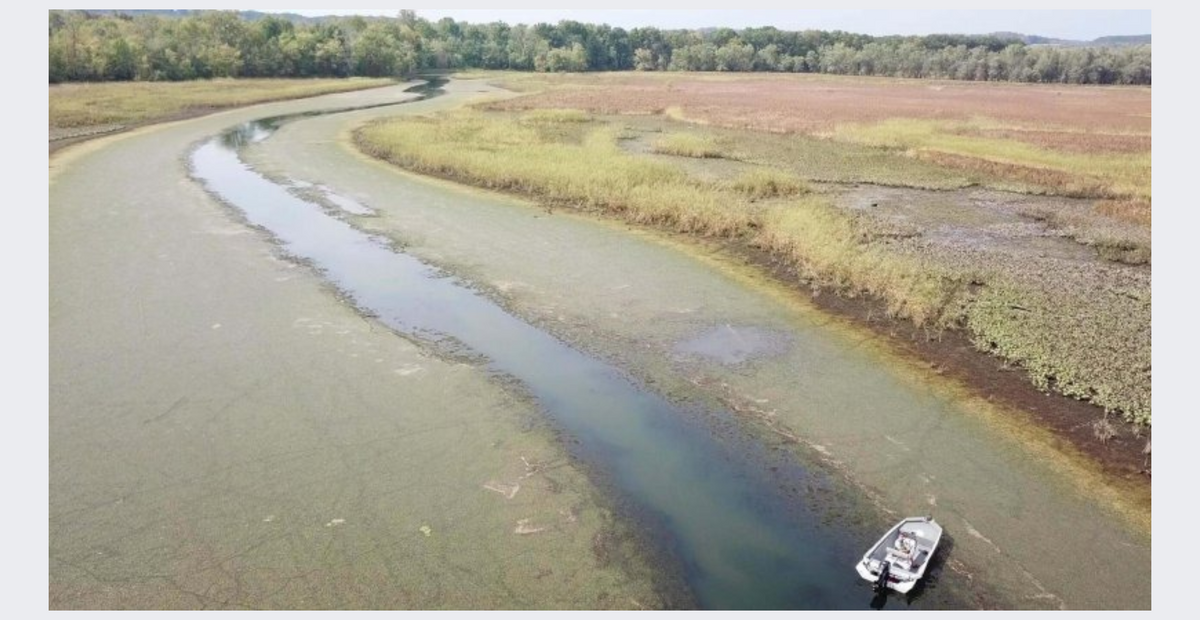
[277,10,1150,40]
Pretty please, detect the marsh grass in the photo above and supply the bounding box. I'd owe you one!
[752,198,972,328]
[49,77,396,129]
[728,169,812,199]
[356,111,754,236]
[835,119,1151,202]
[1092,417,1119,443]
[356,109,1150,423]
[359,112,976,326]
[521,108,593,124]
[652,133,727,158]
[1095,199,1151,226]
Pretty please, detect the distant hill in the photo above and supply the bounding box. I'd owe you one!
[1092,34,1152,46]
[87,9,325,23]
[991,31,1150,47]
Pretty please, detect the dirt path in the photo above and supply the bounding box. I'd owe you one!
[50,84,666,609]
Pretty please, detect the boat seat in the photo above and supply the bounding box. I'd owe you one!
[885,547,914,571]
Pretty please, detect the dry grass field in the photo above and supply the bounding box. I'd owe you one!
[490,72,1149,132]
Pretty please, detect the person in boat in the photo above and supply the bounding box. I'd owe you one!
[888,533,917,569]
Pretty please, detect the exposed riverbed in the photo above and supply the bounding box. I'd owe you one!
[50,79,1150,610]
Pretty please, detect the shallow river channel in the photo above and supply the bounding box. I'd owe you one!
[185,80,1148,609]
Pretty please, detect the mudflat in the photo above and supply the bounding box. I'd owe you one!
[50,84,665,609]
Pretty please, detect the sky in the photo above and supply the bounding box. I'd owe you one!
[276,10,1150,40]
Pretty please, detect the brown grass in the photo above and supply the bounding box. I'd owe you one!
[487,73,1151,136]
[916,151,1111,197]
[1095,200,1152,226]
[951,127,1151,154]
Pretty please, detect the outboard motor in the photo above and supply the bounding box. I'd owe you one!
[874,560,891,592]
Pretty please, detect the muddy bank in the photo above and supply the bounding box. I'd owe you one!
[715,236,1150,487]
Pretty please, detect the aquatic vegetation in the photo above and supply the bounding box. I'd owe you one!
[751,197,972,328]
[966,279,1150,425]
[520,108,593,124]
[834,118,1151,202]
[487,72,1149,136]
[651,133,727,158]
[356,107,1151,424]
[727,169,812,199]
[356,112,754,236]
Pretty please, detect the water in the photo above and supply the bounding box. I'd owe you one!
[189,108,943,609]
[674,325,793,366]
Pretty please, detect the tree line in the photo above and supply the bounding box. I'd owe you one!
[49,10,1151,85]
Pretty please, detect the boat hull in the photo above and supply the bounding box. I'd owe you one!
[855,516,942,594]
[856,560,918,593]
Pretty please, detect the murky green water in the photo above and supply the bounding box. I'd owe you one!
[189,110,962,608]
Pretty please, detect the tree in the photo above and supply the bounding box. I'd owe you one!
[754,44,781,71]
[542,42,587,72]
[44,10,1150,85]
[715,39,754,71]
[352,22,403,77]
[633,48,658,71]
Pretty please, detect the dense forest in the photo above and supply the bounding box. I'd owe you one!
[48,10,1151,85]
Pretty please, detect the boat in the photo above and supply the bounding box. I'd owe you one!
[855,516,943,594]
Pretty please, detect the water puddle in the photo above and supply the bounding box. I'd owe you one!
[674,325,792,366]
[187,92,964,609]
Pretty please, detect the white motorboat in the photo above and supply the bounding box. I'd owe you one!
[855,516,943,594]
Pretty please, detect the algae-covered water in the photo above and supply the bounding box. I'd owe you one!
[192,113,901,609]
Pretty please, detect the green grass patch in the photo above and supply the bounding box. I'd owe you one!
[753,198,972,327]
[835,118,1151,201]
[356,111,754,235]
[651,133,726,158]
[684,122,1011,192]
[520,108,593,124]
[968,283,1150,424]
[50,77,396,129]
[728,169,811,199]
